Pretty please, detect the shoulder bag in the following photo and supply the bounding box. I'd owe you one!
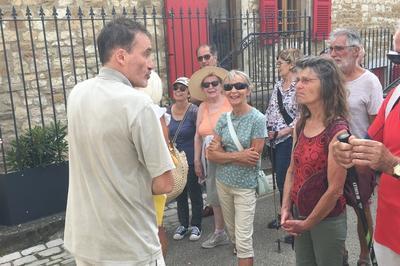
[166,104,191,202]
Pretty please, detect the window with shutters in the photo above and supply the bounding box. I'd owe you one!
[313,0,332,40]
[259,0,278,33]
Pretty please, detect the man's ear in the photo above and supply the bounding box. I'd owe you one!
[353,46,361,56]
[114,48,126,65]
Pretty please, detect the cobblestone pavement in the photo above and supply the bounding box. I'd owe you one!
[0,198,182,266]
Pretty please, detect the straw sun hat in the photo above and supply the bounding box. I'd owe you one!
[188,66,228,101]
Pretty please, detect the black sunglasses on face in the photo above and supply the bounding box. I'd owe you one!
[197,54,212,62]
[223,82,248,91]
[201,80,220,88]
[173,84,187,92]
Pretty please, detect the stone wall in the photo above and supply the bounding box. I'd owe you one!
[1,0,398,173]
[332,0,400,30]
[0,1,167,173]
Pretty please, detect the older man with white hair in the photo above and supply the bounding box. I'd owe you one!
[329,28,383,266]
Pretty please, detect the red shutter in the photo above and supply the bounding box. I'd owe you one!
[259,0,278,33]
[165,0,208,92]
[313,0,332,40]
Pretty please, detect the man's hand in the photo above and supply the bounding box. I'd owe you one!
[350,138,397,174]
[332,135,356,169]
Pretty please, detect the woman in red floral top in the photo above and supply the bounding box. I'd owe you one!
[280,56,349,266]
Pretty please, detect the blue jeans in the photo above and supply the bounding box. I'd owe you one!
[176,165,203,230]
[273,137,292,204]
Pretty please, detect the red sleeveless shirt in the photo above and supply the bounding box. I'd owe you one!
[291,118,348,218]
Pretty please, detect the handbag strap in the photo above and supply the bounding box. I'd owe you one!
[172,103,192,144]
[277,88,294,126]
[226,112,244,151]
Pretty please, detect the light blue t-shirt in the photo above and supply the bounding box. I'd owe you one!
[214,107,267,189]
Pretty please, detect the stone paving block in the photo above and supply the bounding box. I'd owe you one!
[37,247,62,258]
[46,239,64,248]
[61,258,75,265]
[26,259,50,266]
[62,254,73,260]
[46,258,62,265]
[21,244,47,256]
[0,252,21,263]
[14,255,37,266]
[51,252,68,260]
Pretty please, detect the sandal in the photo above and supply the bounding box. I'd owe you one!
[357,258,371,266]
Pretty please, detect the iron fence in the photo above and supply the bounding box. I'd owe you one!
[0,6,396,173]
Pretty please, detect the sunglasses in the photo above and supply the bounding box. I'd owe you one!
[201,80,220,88]
[173,84,187,92]
[197,54,212,62]
[223,82,248,91]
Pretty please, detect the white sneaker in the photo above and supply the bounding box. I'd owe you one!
[201,231,229,248]
[173,225,188,240]
[189,226,201,241]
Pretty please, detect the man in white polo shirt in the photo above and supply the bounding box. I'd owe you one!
[64,18,174,266]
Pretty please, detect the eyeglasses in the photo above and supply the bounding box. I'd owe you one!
[173,84,187,92]
[197,54,212,62]
[328,45,356,53]
[295,77,319,85]
[201,80,220,88]
[223,82,248,91]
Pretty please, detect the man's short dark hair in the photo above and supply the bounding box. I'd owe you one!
[97,17,151,64]
[197,43,218,57]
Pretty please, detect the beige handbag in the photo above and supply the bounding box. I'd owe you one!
[166,104,191,202]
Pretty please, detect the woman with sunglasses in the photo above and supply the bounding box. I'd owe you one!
[168,77,204,242]
[265,48,302,233]
[281,57,349,266]
[189,66,232,249]
[207,70,267,265]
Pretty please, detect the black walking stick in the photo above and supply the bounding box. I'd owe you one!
[268,126,281,253]
[338,132,378,266]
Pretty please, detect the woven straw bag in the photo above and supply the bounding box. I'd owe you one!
[166,142,188,202]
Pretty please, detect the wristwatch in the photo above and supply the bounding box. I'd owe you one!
[393,163,400,179]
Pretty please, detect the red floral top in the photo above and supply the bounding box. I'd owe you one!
[291,118,348,218]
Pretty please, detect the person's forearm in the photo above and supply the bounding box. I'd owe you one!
[303,187,343,229]
[278,127,293,139]
[207,149,243,164]
[152,170,174,195]
[281,166,294,212]
[194,133,202,163]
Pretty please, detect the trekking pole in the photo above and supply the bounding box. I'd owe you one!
[337,132,378,266]
[268,126,281,253]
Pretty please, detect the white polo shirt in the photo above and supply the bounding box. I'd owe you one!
[64,67,174,264]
